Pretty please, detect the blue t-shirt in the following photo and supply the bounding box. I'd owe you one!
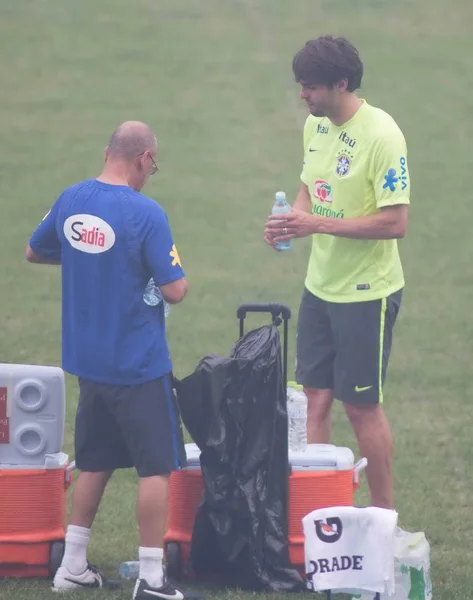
[29,179,185,385]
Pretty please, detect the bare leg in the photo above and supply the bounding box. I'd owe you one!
[134,475,171,590]
[137,475,170,547]
[304,387,334,444]
[56,471,113,578]
[70,471,113,527]
[344,403,394,509]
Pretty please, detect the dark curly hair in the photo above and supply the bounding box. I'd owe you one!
[292,35,363,92]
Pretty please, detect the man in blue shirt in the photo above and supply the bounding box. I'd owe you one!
[27,121,189,600]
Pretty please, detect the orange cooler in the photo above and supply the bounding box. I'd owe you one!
[164,443,366,579]
[287,444,366,572]
[0,452,72,579]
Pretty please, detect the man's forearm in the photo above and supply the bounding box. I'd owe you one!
[311,208,407,240]
[293,183,312,213]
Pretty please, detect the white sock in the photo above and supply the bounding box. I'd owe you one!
[139,546,164,588]
[61,525,91,575]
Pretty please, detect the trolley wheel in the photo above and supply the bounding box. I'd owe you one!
[49,540,65,579]
[165,542,182,582]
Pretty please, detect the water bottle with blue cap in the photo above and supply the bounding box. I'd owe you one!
[271,191,292,251]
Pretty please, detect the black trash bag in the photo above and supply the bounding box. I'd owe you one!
[175,324,306,593]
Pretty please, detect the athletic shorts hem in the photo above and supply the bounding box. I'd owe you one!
[295,375,334,391]
[75,460,176,477]
[74,459,134,473]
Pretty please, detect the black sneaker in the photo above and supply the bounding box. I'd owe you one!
[133,577,204,600]
[52,562,121,591]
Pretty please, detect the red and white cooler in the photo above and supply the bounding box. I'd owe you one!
[164,443,366,579]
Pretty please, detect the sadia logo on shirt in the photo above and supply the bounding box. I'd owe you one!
[314,179,333,204]
[64,214,116,254]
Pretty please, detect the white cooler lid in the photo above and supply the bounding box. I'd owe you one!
[184,443,354,471]
[0,452,69,470]
[290,443,354,471]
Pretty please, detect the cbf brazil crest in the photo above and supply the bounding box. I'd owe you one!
[336,149,354,178]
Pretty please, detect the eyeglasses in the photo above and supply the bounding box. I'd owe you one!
[149,155,159,175]
[138,152,159,175]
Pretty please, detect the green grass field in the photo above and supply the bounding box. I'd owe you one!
[1,0,473,598]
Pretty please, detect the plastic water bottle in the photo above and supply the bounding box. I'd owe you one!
[271,191,292,251]
[143,278,170,317]
[287,382,307,452]
[119,560,140,580]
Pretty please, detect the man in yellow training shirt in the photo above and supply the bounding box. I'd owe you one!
[264,36,409,510]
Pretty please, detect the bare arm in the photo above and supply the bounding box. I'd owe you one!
[293,183,312,213]
[25,245,61,265]
[267,204,408,242]
[314,204,408,239]
[159,278,188,304]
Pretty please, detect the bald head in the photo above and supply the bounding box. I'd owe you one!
[107,121,157,161]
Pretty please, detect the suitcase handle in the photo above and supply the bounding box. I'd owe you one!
[237,303,292,478]
[237,303,291,322]
[237,303,291,396]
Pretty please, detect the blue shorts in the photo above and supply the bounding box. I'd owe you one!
[74,375,186,477]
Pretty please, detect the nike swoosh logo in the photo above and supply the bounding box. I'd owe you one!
[355,385,373,392]
[309,148,317,152]
[64,578,100,588]
[143,590,184,600]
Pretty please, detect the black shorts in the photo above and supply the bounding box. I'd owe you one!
[74,375,187,477]
[296,288,402,405]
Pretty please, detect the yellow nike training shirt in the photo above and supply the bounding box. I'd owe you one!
[301,100,410,303]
